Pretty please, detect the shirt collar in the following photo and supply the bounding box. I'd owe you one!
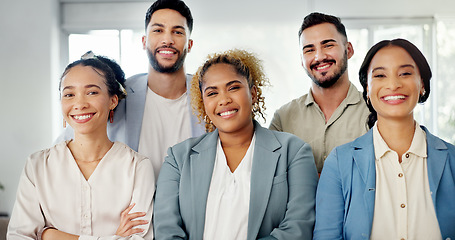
[373,121,427,160]
[304,82,363,106]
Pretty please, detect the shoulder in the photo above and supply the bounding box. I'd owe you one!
[275,94,308,114]
[167,132,213,158]
[26,141,69,168]
[113,141,149,163]
[423,126,455,153]
[125,73,147,88]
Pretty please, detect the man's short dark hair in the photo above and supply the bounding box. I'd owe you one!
[298,12,347,40]
[145,0,193,33]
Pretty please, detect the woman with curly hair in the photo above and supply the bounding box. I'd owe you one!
[153,49,318,239]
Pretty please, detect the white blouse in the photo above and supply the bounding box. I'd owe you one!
[370,122,441,240]
[8,141,155,240]
[203,134,256,240]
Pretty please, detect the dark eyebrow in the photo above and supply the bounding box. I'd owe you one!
[302,39,337,51]
[152,23,186,32]
[372,67,385,73]
[399,64,415,69]
[321,39,337,45]
[62,84,101,92]
[62,86,74,92]
[302,43,314,51]
[85,84,101,90]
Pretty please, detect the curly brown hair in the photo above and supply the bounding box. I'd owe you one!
[190,49,269,132]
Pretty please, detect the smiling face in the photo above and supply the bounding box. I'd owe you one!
[61,65,118,137]
[367,45,424,123]
[142,8,193,73]
[300,23,353,88]
[201,63,257,136]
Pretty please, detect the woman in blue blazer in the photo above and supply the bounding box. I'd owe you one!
[314,39,455,240]
[154,49,319,239]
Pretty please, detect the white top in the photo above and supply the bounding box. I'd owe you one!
[203,134,256,240]
[370,122,442,240]
[8,141,155,240]
[138,88,192,181]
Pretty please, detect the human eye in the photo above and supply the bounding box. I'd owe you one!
[62,93,74,98]
[174,30,184,35]
[152,28,162,33]
[229,85,241,91]
[206,91,217,97]
[324,43,334,48]
[303,48,314,54]
[88,90,99,96]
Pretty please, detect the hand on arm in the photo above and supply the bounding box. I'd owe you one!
[115,203,148,237]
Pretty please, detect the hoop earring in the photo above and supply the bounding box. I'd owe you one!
[63,119,66,128]
[109,110,114,123]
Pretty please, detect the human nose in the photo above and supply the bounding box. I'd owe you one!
[73,95,89,110]
[314,47,327,62]
[387,76,402,91]
[161,31,174,45]
[218,92,232,106]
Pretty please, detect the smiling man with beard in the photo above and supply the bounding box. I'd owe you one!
[269,12,369,174]
[56,0,205,181]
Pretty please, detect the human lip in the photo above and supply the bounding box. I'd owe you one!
[381,94,407,104]
[71,113,95,122]
[218,109,238,118]
[156,47,178,56]
[311,60,334,72]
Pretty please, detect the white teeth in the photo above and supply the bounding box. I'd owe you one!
[73,114,92,120]
[384,95,405,101]
[159,50,174,54]
[219,110,237,117]
[316,64,330,70]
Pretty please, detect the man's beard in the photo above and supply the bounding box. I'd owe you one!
[307,50,348,88]
[146,46,187,73]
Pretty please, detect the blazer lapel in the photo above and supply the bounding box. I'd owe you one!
[247,123,281,240]
[352,130,376,231]
[125,74,148,151]
[190,130,218,239]
[423,126,448,204]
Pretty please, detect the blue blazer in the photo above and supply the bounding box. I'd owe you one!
[313,126,455,240]
[55,73,205,150]
[154,121,319,240]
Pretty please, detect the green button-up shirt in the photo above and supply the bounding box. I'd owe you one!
[270,83,370,173]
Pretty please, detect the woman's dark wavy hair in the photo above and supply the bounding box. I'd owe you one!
[59,54,127,112]
[359,38,432,129]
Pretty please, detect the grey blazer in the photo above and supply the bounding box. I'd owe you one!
[154,121,319,240]
[55,73,205,151]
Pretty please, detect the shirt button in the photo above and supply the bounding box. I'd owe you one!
[398,173,403,177]
[401,203,406,208]
[405,153,410,158]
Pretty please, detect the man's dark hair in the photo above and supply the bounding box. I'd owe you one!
[298,12,347,40]
[145,0,193,33]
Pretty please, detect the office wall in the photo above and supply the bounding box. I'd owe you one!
[0,0,59,214]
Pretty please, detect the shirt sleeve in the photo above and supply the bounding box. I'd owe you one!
[7,153,47,239]
[269,110,283,131]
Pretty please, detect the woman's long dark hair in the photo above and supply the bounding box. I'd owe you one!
[358,38,432,129]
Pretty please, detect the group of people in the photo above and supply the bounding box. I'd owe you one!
[7,0,455,239]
